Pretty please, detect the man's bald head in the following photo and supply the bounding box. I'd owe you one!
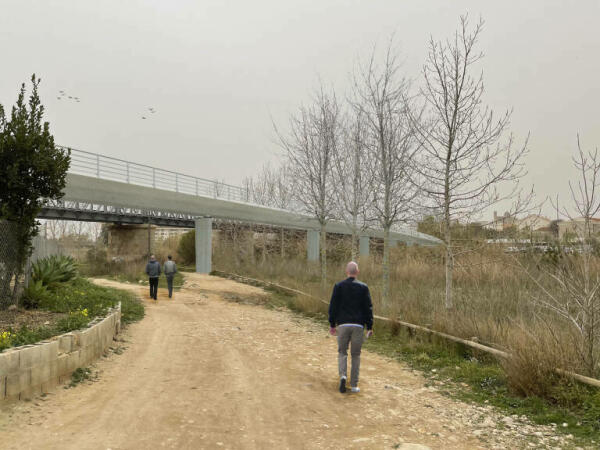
[346,261,359,277]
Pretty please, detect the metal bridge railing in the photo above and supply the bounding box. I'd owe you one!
[64,147,249,203]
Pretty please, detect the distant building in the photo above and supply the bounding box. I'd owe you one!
[484,212,552,237]
[515,215,551,231]
[484,211,517,231]
[558,217,600,239]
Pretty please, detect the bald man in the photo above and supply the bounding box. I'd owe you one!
[328,261,374,393]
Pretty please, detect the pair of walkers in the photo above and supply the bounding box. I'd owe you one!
[145,254,178,301]
[328,261,373,393]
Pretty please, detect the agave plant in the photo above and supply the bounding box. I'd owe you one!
[31,255,78,287]
[22,279,49,309]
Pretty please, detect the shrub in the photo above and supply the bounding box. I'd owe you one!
[177,230,195,264]
[22,280,49,309]
[32,255,78,287]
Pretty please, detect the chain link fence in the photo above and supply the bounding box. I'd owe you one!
[0,220,22,308]
[0,221,66,308]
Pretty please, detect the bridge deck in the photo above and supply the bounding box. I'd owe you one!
[57,173,440,245]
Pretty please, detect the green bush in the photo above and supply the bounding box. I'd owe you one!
[177,230,195,264]
[22,280,49,309]
[32,255,78,287]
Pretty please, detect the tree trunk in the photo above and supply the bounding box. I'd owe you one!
[382,226,390,307]
[444,229,454,310]
[280,227,285,259]
[261,229,267,265]
[320,225,327,288]
[232,226,238,267]
[350,228,357,261]
[444,151,453,310]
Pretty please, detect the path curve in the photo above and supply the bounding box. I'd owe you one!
[0,274,569,449]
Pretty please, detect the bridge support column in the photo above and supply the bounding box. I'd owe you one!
[307,230,319,262]
[195,218,212,274]
[359,235,370,258]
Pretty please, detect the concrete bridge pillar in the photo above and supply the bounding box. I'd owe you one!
[307,230,320,262]
[195,217,212,274]
[359,235,370,258]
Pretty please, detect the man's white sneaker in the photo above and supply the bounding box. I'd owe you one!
[351,387,360,393]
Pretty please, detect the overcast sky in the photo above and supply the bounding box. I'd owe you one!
[1,0,599,219]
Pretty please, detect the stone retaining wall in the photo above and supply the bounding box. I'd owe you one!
[0,303,121,401]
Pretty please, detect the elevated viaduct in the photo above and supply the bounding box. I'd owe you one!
[39,148,442,272]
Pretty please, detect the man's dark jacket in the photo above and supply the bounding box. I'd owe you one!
[145,260,161,278]
[328,277,373,330]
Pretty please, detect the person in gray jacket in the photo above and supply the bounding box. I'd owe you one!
[145,254,161,301]
[163,255,177,299]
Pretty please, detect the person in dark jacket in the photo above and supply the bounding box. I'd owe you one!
[145,254,161,301]
[328,261,373,393]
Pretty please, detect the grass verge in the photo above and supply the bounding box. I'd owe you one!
[365,321,600,446]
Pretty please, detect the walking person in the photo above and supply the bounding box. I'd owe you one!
[163,255,177,299]
[145,254,161,301]
[328,261,373,393]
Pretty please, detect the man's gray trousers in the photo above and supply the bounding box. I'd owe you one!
[337,326,364,387]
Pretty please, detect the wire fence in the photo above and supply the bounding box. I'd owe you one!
[0,221,22,308]
[0,221,65,309]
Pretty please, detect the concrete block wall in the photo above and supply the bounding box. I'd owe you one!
[0,303,121,402]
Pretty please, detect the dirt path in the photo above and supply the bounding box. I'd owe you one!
[0,274,571,449]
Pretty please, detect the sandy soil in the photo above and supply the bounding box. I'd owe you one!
[0,274,571,449]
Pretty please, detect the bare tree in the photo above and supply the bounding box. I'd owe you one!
[44,219,69,240]
[516,137,600,376]
[275,84,340,285]
[243,163,295,258]
[331,109,374,259]
[412,16,529,309]
[352,42,420,307]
